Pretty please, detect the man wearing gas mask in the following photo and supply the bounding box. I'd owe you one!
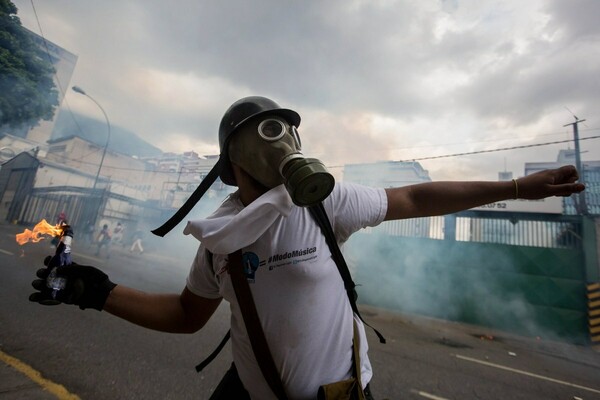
[29,96,585,400]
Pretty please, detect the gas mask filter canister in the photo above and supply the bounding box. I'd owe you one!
[229,116,335,207]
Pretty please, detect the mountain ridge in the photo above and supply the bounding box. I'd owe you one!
[51,109,163,158]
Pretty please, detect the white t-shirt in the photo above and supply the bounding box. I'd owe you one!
[187,182,387,400]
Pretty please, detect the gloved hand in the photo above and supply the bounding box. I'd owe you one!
[29,257,117,311]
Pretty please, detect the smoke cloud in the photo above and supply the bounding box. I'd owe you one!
[346,228,587,344]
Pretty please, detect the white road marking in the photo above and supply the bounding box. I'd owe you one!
[455,354,600,394]
[411,390,451,400]
[0,249,14,255]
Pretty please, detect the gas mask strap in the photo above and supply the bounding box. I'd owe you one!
[151,158,223,237]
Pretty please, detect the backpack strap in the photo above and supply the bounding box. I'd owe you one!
[152,158,222,237]
[195,330,230,373]
[308,202,386,344]
[228,249,288,400]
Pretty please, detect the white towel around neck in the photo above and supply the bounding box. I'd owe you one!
[183,184,293,254]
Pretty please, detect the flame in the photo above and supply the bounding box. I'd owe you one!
[16,219,63,245]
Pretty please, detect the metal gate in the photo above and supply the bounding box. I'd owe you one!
[17,187,105,231]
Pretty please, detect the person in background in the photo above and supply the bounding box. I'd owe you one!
[56,221,74,266]
[83,220,96,246]
[56,211,67,225]
[95,224,112,259]
[112,222,124,246]
[129,229,145,254]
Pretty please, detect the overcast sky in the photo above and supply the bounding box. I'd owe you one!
[12,0,600,181]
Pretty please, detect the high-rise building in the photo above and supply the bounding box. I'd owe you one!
[24,28,78,144]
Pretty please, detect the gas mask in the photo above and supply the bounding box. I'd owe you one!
[152,96,332,237]
[228,116,334,207]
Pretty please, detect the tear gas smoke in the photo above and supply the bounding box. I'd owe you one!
[346,229,587,344]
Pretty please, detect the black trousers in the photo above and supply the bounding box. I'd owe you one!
[209,363,250,400]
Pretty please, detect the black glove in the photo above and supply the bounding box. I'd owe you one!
[29,259,117,311]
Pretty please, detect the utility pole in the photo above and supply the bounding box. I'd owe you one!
[563,116,588,215]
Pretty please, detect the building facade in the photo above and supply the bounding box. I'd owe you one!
[343,160,431,188]
[343,160,433,237]
[24,28,78,144]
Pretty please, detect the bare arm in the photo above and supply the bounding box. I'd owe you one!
[103,285,222,334]
[384,165,585,221]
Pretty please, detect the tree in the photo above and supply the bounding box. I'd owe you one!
[0,0,58,136]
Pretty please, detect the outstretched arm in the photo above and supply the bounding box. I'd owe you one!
[384,165,584,221]
[104,286,222,334]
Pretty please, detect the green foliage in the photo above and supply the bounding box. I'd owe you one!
[0,0,59,135]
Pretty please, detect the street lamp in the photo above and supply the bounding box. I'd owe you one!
[72,86,111,191]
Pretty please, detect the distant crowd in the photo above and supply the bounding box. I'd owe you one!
[55,212,145,259]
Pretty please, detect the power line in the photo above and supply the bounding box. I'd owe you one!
[396,135,600,162]
[310,127,600,161]
[398,127,600,151]
[29,1,65,96]
[326,135,600,168]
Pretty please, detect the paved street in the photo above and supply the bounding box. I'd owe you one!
[1,221,599,399]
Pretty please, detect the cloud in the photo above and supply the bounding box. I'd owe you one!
[120,67,243,121]
[12,0,600,180]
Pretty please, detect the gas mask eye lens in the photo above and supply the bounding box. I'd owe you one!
[258,119,286,141]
